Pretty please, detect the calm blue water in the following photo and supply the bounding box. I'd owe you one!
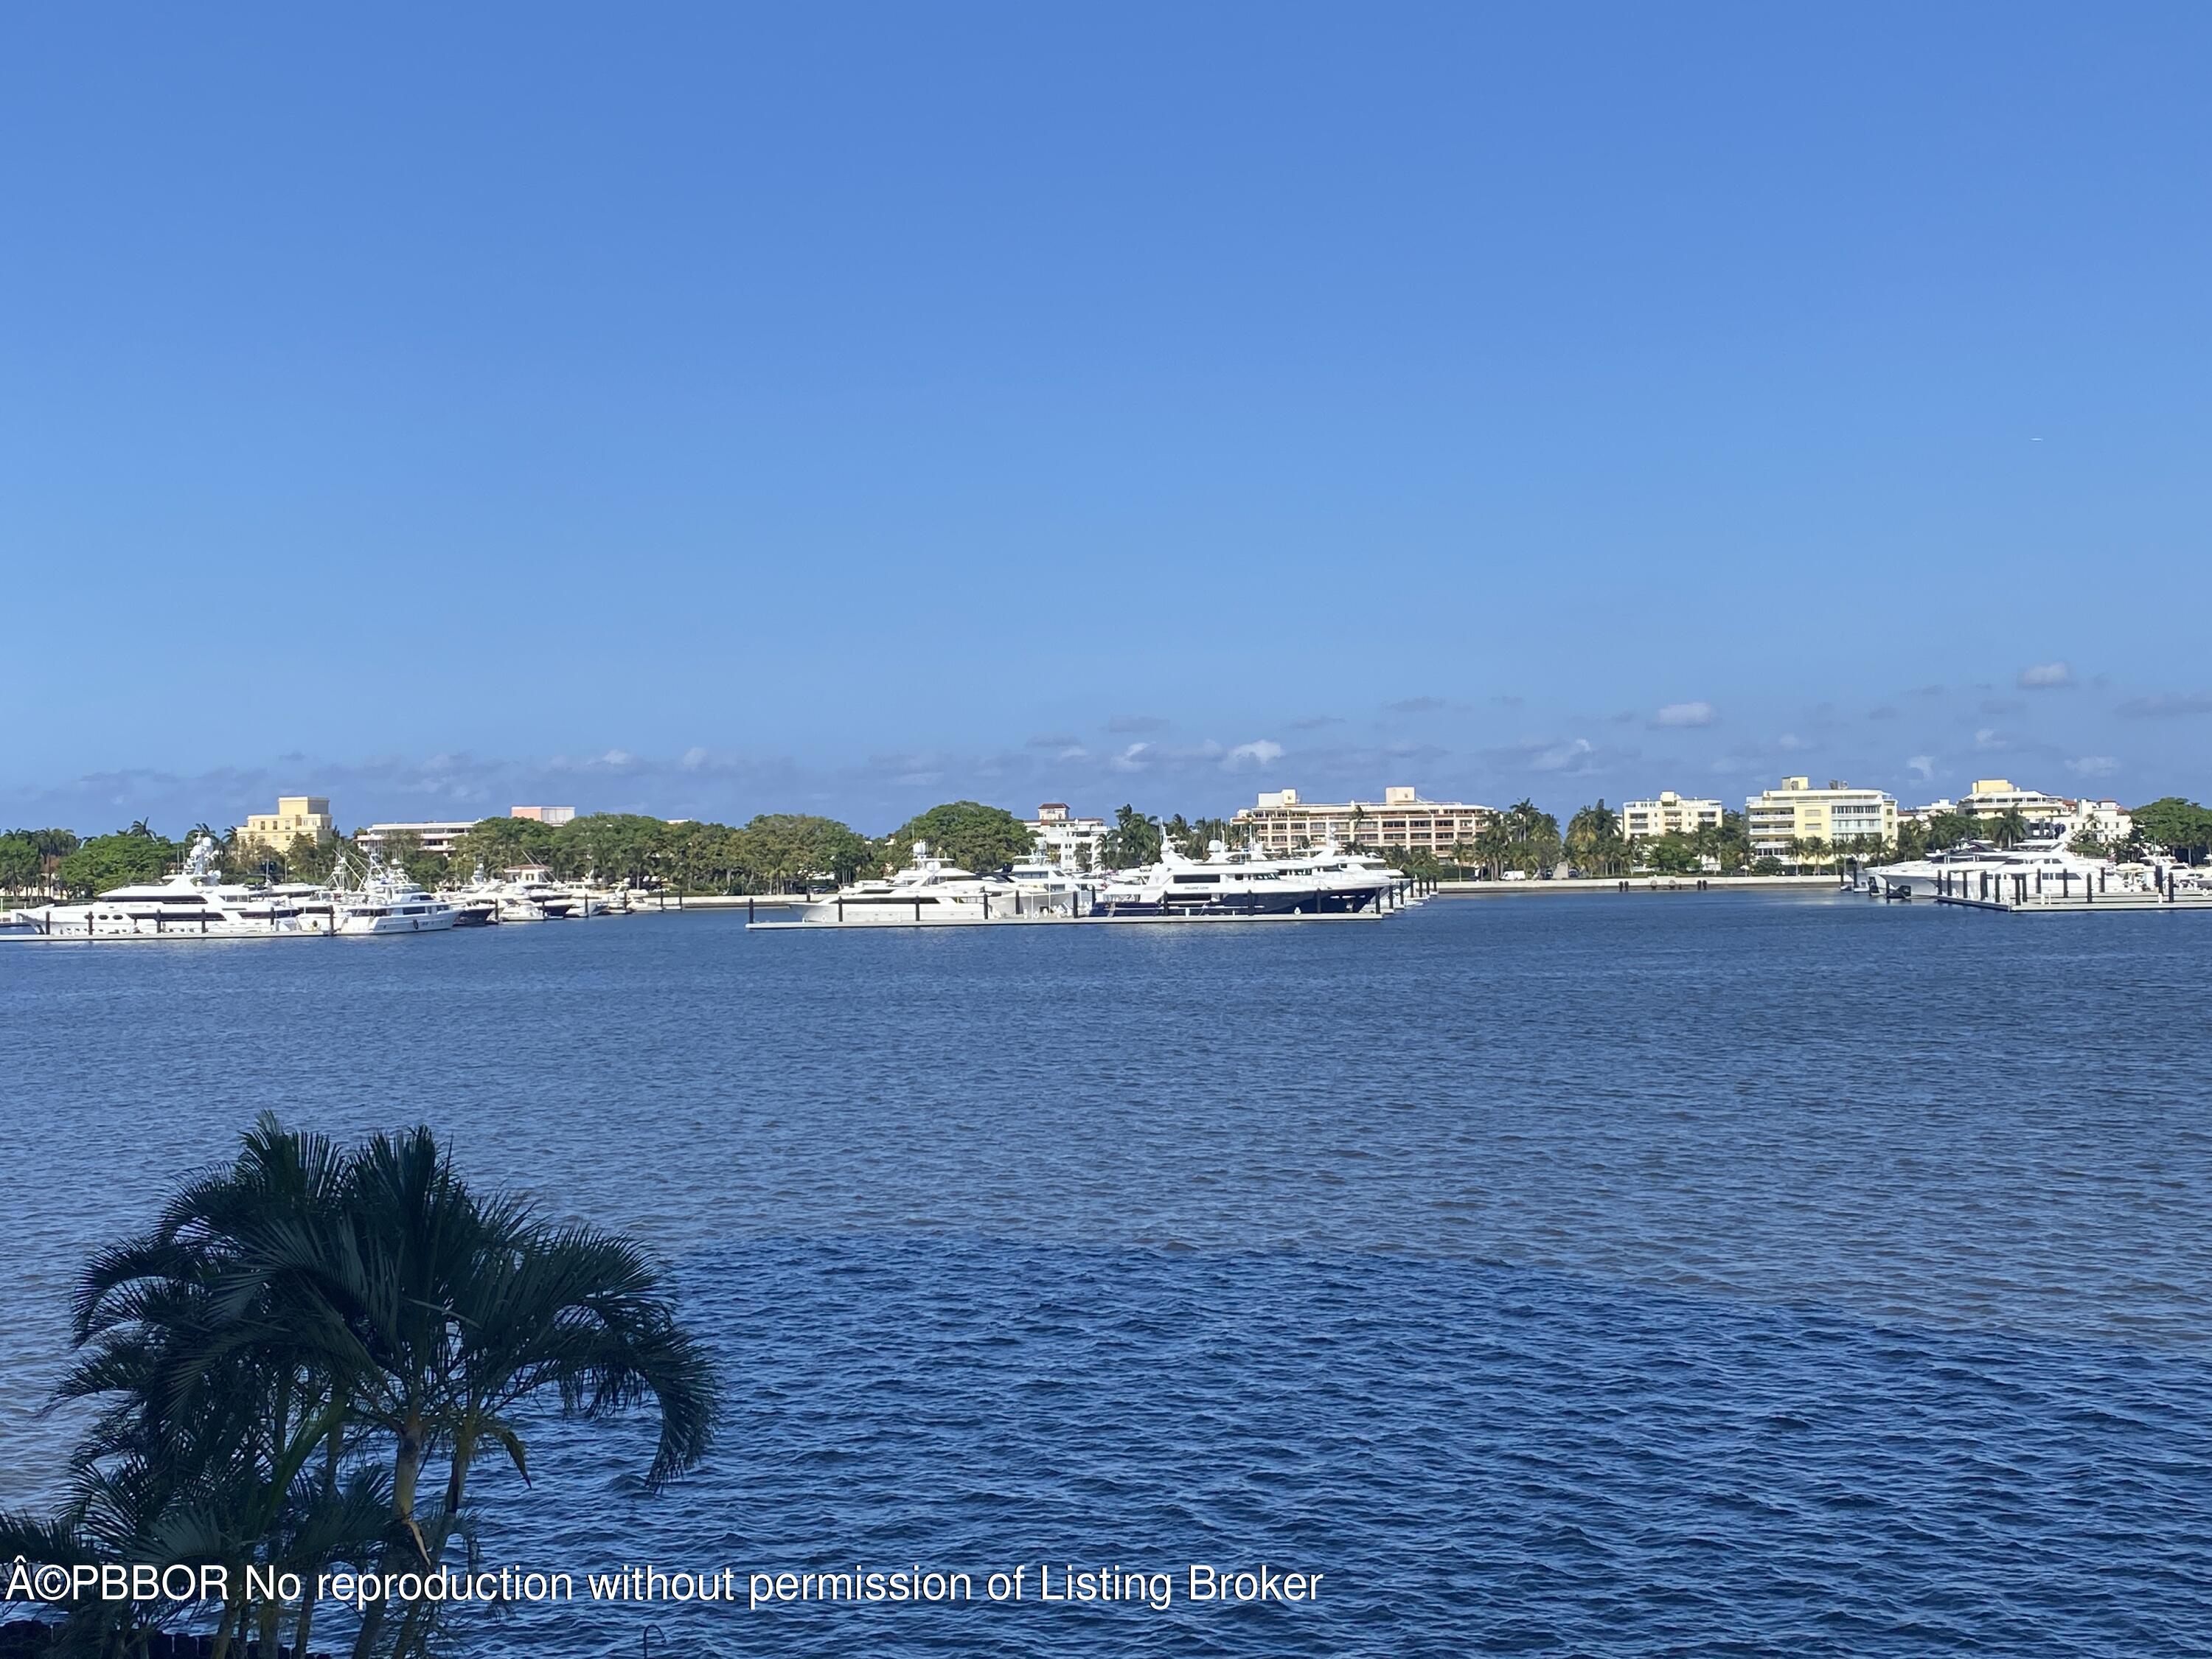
[4,894,2209,1655]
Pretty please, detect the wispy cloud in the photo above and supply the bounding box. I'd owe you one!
[1974,728,2006,751]
[1225,739,1284,768]
[2017,661,2073,689]
[1652,701,1716,728]
[1907,754,1935,782]
[1108,742,1152,772]
[1383,696,1448,714]
[2117,691,2212,719]
[1107,714,1169,734]
[2067,755,2121,778]
[1288,714,1341,731]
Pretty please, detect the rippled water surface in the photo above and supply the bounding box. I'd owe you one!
[4,894,2209,1655]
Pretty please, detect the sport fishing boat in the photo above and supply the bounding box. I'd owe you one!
[11,836,308,939]
[329,849,462,935]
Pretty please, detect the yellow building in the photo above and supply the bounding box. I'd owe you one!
[1745,776,1896,858]
[1619,791,1723,840]
[237,796,335,856]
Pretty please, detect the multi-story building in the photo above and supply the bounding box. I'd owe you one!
[1905,782,2132,844]
[510,805,576,825]
[1959,779,2069,821]
[1024,803,1107,870]
[1618,791,1724,840]
[236,796,334,857]
[356,821,479,858]
[1745,777,1897,858]
[1232,785,1495,853]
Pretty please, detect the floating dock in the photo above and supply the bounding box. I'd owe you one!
[1933,866,2212,914]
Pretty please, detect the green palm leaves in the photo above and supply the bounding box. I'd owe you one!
[9,1116,719,1659]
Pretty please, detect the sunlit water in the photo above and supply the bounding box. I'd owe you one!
[4,894,2208,1655]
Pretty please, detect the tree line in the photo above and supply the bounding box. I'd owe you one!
[9,793,2211,900]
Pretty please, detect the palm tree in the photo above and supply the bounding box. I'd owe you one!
[38,1117,719,1659]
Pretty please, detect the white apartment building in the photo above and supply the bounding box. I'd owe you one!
[1618,791,1724,840]
[1025,803,1108,870]
[1907,781,2130,844]
[1231,785,1495,853]
[1745,777,1898,858]
[356,821,479,858]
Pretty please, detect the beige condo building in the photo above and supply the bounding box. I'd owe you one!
[1745,776,1897,858]
[1618,791,1724,840]
[1232,785,1495,853]
[236,796,334,857]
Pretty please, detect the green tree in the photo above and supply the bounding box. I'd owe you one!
[20,1116,719,1659]
[2131,796,2212,864]
[739,813,872,888]
[1100,804,1163,869]
[883,801,1037,874]
[56,824,179,895]
[0,832,42,895]
[1565,801,1625,875]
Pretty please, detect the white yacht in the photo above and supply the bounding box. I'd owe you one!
[494,866,578,922]
[794,842,1064,925]
[1091,838,1406,917]
[13,836,307,939]
[438,863,503,927]
[328,849,461,935]
[1860,830,2134,901]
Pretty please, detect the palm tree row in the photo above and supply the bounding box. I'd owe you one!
[2,1117,718,1659]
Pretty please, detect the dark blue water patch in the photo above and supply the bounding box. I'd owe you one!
[458,1237,2212,1659]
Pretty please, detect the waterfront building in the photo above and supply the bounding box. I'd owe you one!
[1025,802,1107,870]
[357,821,478,858]
[1232,785,1496,853]
[511,805,576,825]
[1904,782,2132,844]
[1619,791,1724,840]
[236,796,334,857]
[1745,777,1897,858]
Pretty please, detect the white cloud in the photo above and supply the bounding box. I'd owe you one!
[1225,739,1284,769]
[2066,755,2121,778]
[1777,733,1807,751]
[1531,737,1596,772]
[1907,754,1935,782]
[1653,701,1717,728]
[680,746,709,771]
[2017,661,2073,689]
[1108,742,1151,773]
[1974,728,2006,751]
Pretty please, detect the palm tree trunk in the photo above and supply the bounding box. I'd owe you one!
[209,1593,246,1659]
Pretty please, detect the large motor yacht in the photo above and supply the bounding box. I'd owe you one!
[13,836,307,939]
[797,842,1071,925]
[1859,830,2135,900]
[1090,837,1408,917]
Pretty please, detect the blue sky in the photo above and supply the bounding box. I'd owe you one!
[7,5,2210,835]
